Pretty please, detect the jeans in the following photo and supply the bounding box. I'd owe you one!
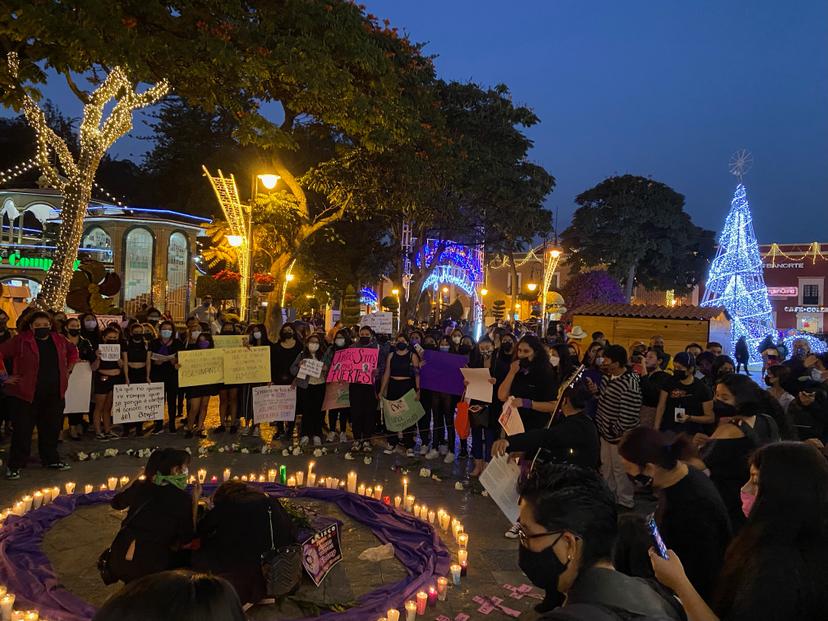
[432,391,458,451]
[9,394,64,469]
[471,425,495,460]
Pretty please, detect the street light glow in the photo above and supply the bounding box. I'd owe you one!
[442,286,449,293]
[392,288,400,296]
[527,282,538,292]
[257,173,280,190]
[549,249,562,258]
[480,288,488,296]
[225,234,244,247]
[285,273,295,282]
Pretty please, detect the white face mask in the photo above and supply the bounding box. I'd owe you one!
[308,343,320,353]
[190,330,201,340]
[84,320,97,330]
[253,331,262,340]
[335,338,346,347]
[550,356,560,367]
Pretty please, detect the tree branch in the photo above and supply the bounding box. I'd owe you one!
[303,194,351,238]
[62,70,90,104]
[269,154,308,219]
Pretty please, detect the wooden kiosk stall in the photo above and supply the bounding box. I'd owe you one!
[570,303,731,354]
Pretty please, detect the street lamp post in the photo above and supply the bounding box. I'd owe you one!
[392,288,400,332]
[541,248,562,337]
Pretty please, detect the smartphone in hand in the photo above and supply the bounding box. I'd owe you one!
[646,514,669,560]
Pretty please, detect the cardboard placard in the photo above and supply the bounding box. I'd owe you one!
[213,334,249,349]
[178,348,225,387]
[359,311,393,334]
[460,367,494,403]
[112,382,166,424]
[322,382,350,411]
[98,344,121,362]
[302,523,343,587]
[64,362,92,414]
[382,389,426,432]
[420,350,467,395]
[252,384,297,423]
[222,346,271,384]
[297,357,324,380]
[326,348,378,384]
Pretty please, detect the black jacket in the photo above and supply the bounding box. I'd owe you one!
[506,412,600,469]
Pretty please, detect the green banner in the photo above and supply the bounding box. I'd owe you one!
[381,389,426,432]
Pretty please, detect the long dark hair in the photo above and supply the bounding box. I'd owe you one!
[714,442,828,615]
[518,334,550,369]
[618,427,695,470]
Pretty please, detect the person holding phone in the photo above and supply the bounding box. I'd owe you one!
[654,352,714,435]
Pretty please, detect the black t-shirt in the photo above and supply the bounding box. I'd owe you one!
[270,341,303,384]
[36,336,60,397]
[126,338,149,363]
[640,370,670,407]
[506,412,600,469]
[659,377,712,434]
[509,362,558,430]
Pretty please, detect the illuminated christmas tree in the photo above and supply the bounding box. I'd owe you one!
[701,182,775,361]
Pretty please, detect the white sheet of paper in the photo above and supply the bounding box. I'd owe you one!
[112,382,166,424]
[498,398,525,436]
[460,367,494,403]
[252,385,297,423]
[479,454,522,524]
[64,362,92,413]
[98,344,121,362]
[297,358,324,380]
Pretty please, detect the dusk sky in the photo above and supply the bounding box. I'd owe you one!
[6,0,827,243]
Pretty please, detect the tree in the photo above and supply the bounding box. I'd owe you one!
[341,285,361,327]
[561,175,714,302]
[491,299,507,321]
[561,270,626,312]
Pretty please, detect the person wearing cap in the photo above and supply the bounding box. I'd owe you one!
[654,352,714,435]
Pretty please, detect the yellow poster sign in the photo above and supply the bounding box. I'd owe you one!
[222,346,271,384]
[213,334,249,349]
[178,349,225,387]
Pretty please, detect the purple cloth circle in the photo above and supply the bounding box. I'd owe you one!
[0,484,451,621]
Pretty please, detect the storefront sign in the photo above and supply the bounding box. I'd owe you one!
[767,286,798,298]
[784,306,828,313]
[764,262,804,269]
[4,252,81,272]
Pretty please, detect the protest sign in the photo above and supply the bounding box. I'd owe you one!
[359,311,393,334]
[498,398,525,436]
[213,334,249,349]
[112,382,166,424]
[69,314,123,331]
[480,455,522,525]
[460,367,494,403]
[252,385,297,423]
[326,348,378,384]
[382,389,426,432]
[420,350,466,396]
[98,343,121,362]
[64,362,92,414]
[297,357,324,380]
[302,524,343,587]
[222,346,271,384]
[178,348,224,387]
[322,382,350,411]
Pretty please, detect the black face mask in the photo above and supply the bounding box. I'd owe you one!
[627,472,653,488]
[673,370,687,381]
[34,327,51,340]
[518,537,568,593]
[423,342,437,350]
[501,343,514,355]
[67,328,80,336]
[132,334,143,342]
[519,357,531,369]
[359,336,371,345]
[459,344,472,355]
[764,376,773,387]
[281,332,294,341]
[713,400,737,418]
[396,342,408,352]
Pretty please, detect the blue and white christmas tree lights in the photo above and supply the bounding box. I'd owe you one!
[701,183,775,361]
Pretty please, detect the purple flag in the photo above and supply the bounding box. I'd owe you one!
[420,350,467,396]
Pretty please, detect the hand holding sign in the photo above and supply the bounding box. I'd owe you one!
[98,344,121,362]
[326,348,378,384]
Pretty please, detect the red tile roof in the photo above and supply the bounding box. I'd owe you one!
[572,303,727,321]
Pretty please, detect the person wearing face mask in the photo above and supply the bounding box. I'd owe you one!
[322,329,352,444]
[428,335,463,463]
[711,355,736,381]
[639,349,671,429]
[51,311,67,334]
[651,442,828,621]
[347,326,380,455]
[498,335,560,432]
[618,427,731,602]
[150,321,184,435]
[654,352,714,435]
[291,335,328,447]
[184,333,218,438]
[109,449,198,584]
[266,324,303,440]
[62,317,97,441]
[235,324,271,434]
[693,374,780,531]
[466,337,500,475]
[517,464,683,620]
[764,364,795,414]
[122,323,153,437]
[79,312,102,348]
[379,335,421,457]
[92,327,128,441]
[1,311,78,480]
[787,379,827,443]
[215,323,241,435]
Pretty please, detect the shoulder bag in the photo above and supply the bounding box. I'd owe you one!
[261,503,303,598]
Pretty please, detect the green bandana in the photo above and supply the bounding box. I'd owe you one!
[153,472,188,490]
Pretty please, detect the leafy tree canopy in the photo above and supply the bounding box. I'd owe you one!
[560,270,626,312]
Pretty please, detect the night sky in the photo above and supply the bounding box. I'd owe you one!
[5,0,827,243]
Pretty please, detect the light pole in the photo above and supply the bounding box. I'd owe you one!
[392,288,400,332]
[541,248,562,337]
[245,173,279,322]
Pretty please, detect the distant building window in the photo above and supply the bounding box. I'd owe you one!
[802,284,820,305]
[506,272,523,295]
[166,232,188,320]
[81,227,113,263]
[123,228,154,312]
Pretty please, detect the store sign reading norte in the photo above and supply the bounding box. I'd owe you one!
[4,252,81,272]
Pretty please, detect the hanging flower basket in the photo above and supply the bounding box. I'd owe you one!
[254,273,276,293]
[256,283,275,293]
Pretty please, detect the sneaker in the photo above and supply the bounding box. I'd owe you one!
[339,432,348,444]
[351,442,361,453]
[382,444,395,455]
[312,436,322,447]
[326,432,337,443]
[504,523,520,539]
[5,469,21,480]
[438,444,448,456]
[95,433,110,442]
[300,436,310,446]
[362,442,373,454]
[151,428,166,435]
[344,451,356,461]
[47,462,71,471]
[419,445,429,457]
[443,452,455,464]
[406,448,415,458]
[425,449,440,460]
[212,425,226,434]
[107,432,120,440]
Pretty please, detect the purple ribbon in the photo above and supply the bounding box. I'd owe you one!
[0,484,451,621]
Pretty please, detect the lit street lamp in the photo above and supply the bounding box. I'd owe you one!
[541,247,563,337]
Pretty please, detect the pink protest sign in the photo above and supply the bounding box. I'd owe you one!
[326,347,378,384]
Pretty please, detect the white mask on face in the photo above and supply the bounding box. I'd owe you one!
[190,330,201,340]
[308,343,320,353]
[335,338,346,347]
[550,356,560,367]
[253,331,262,340]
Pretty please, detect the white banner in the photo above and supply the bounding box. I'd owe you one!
[98,344,121,362]
[252,385,297,423]
[359,312,394,334]
[64,362,92,414]
[112,382,166,424]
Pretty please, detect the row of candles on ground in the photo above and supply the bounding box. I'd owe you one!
[377,570,466,621]
[0,585,45,621]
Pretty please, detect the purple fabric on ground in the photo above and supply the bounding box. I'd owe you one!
[0,484,451,621]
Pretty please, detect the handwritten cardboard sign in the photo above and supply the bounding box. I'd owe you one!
[322,382,350,411]
[222,346,271,384]
[359,311,393,334]
[382,389,426,432]
[252,385,297,423]
[98,343,121,362]
[297,357,324,380]
[112,382,166,424]
[178,348,224,387]
[302,523,343,587]
[326,348,378,384]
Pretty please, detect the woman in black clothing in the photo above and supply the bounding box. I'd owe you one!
[468,337,499,476]
[291,333,328,446]
[92,327,126,440]
[497,334,558,432]
[185,333,218,438]
[380,334,421,457]
[619,427,731,602]
[193,482,296,605]
[215,322,240,434]
[79,312,101,348]
[109,449,197,584]
[655,352,715,435]
[268,324,303,440]
[150,320,183,435]
[123,323,152,437]
[651,441,828,621]
[348,326,380,454]
[236,323,271,434]
[62,316,97,441]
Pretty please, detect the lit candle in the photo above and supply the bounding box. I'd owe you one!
[49,486,60,502]
[119,476,130,488]
[279,465,287,484]
[307,461,315,481]
[404,495,415,512]
[258,474,266,483]
[12,502,24,517]
[318,477,326,488]
[428,586,437,607]
[197,469,207,484]
[383,496,391,506]
[450,517,460,530]
[32,492,43,510]
[210,476,217,483]
[43,488,54,504]
[402,477,408,499]
[138,475,146,481]
[347,472,358,494]
[374,485,383,500]
[458,533,469,549]
[99,484,108,491]
[107,477,117,491]
[427,510,436,524]
[188,475,196,485]
[24,611,38,621]
[453,522,464,542]
[11,612,24,621]
[438,511,450,532]
[366,486,373,498]
[460,560,468,576]
[1,593,15,620]
[287,476,296,488]
[394,495,402,509]
[0,586,5,598]
[223,468,231,482]
[436,576,448,601]
[64,482,75,495]
[420,504,427,519]
[413,504,421,518]
[307,473,316,487]
[241,475,248,482]
[404,601,417,621]
[458,549,468,565]
[22,495,33,512]
[415,591,427,615]
[386,608,400,621]
[450,563,461,586]
[296,471,304,486]
[267,469,277,483]
[84,484,94,494]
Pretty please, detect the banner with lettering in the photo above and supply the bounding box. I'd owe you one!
[213,334,249,349]
[252,385,297,423]
[381,389,426,432]
[302,523,343,587]
[359,311,393,334]
[98,344,121,362]
[222,346,271,384]
[112,382,166,424]
[178,349,225,387]
[326,348,378,384]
